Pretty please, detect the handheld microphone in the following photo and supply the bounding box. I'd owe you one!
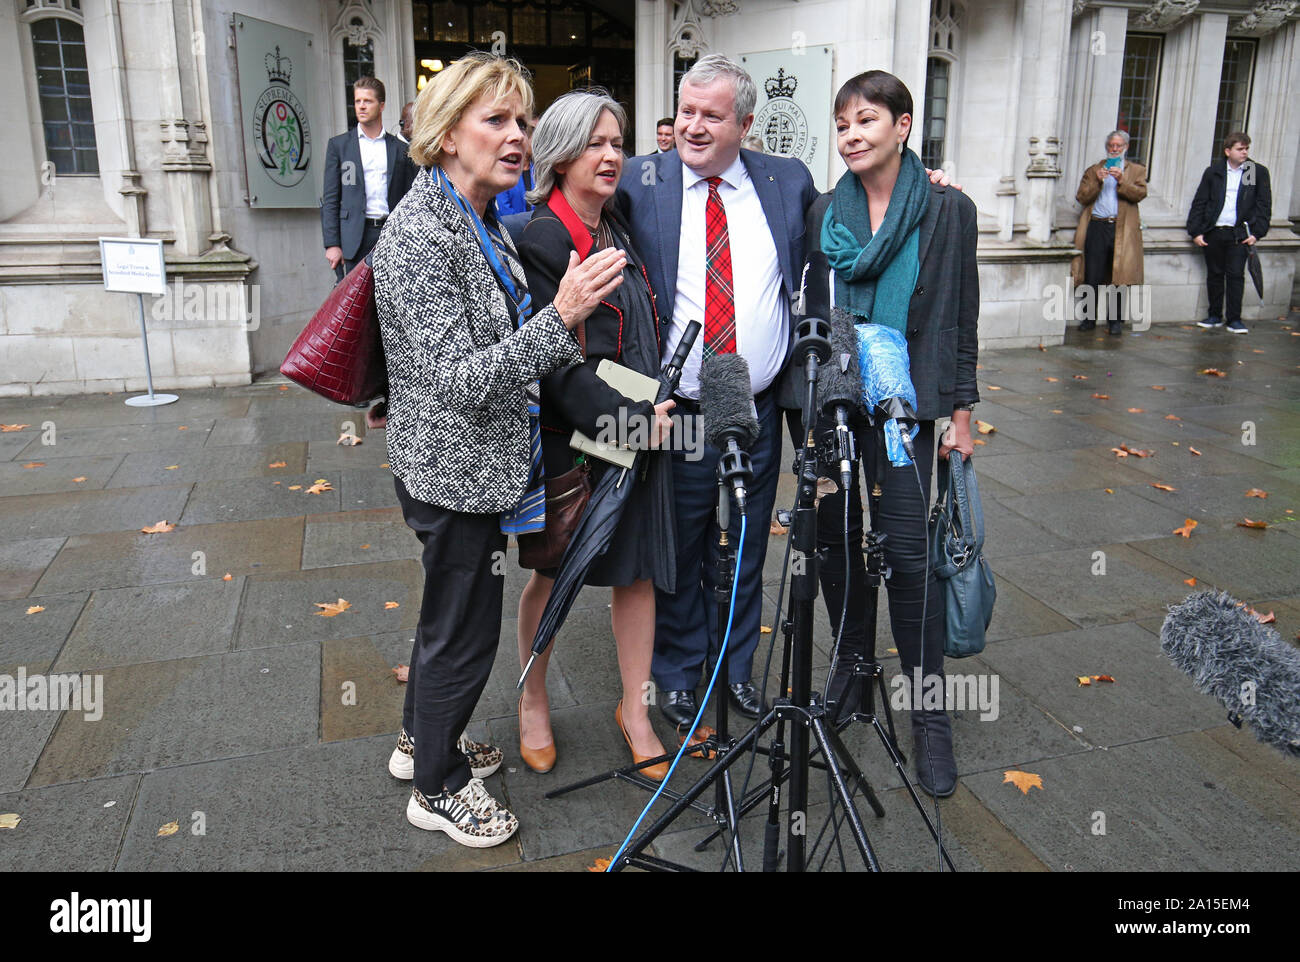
[817,312,864,491]
[663,320,702,391]
[1162,590,1300,757]
[700,353,758,515]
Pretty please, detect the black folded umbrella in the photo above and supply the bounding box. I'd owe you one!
[518,321,701,688]
[1246,245,1264,299]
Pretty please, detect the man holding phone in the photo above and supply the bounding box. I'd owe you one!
[1070,130,1147,335]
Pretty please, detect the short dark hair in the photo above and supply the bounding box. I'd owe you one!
[656,117,674,129]
[1223,131,1250,151]
[833,70,913,148]
[354,76,386,104]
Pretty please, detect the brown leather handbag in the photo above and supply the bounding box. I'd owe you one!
[517,460,592,570]
[281,255,388,405]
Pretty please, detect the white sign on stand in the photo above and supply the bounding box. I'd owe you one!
[98,237,177,407]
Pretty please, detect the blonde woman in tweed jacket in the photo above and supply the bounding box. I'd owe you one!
[372,52,628,848]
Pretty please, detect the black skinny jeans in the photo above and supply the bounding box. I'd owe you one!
[791,414,945,711]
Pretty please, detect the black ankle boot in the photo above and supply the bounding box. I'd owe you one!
[910,710,957,798]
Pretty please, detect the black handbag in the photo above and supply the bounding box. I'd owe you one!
[929,454,996,658]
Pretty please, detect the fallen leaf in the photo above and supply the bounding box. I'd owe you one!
[1050,409,1063,414]
[1198,368,1226,377]
[1110,447,1129,458]
[278,385,289,391]
[1091,393,1110,400]
[587,857,613,873]
[156,821,180,837]
[1150,483,1176,492]
[1150,385,1166,391]
[22,462,44,469]
[164,465,180,470]
[1253,610,1276,625]
[1076,676,1092,686]
[272,481,281,486]
[288,485,302,491]
[1173,518,1198,538]
[0,814,20,829]
[72,476,86,483]
[987,385,1003,391]
[760,625,772,634]
[177,425,188,431]
[380,462,390,468]
[1003,770,1044,794]
[222,573,232,581]
[268,461,287,468]
[1073,375,1089,380]
[1104,488,1114,494]
[306,481,333,494]
[1183,577,1197,586]
[140,521,176,533]
[1038,344,1047,351]
[1189,447,1202,456]
[315,598,352,617]
[314,479,329,485]
[392,664,409,682]
[336,432,363,446]
[770,520,787,536]
[1128,408,1145,413]
[1164,415,1181,422]
[1237,519,1268,529]
[1120,444,1153,458]
[384,601,400,610]
[1245,488,1267,499]
[1,424,29,431]
[975,420,996,435]
[1171,442,1180,446]
[1043,376,1059,382]
[26,605,44,614]
[1094,675,1116,683]
[973,438,987,446]
[360,544,370,550]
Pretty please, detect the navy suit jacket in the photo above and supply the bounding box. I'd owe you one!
[321,128,417,259]
[616,148,818,405]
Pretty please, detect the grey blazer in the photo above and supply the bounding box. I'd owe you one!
[801,184,980,420]
[371,167,583,511]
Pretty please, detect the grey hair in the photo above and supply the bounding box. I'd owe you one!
[527,88,627,206]
[1106,129,1131,147]
[678,54,758,124]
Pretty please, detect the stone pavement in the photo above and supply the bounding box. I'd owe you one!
[1,320,1298,872]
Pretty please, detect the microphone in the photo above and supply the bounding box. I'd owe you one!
[1162,590,1300,756]
[700,353,759,515]
[662,320,702,392]
[818,312,864,491]
[855,323,920,466]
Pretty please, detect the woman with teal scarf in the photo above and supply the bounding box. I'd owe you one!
[809,70,981,797]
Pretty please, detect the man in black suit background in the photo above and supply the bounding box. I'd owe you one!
[1188,132,1272,334]
[321,77,417,280]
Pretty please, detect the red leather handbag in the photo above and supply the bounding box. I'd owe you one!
[280,255,388,405]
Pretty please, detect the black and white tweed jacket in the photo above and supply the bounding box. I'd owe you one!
[371,167,582,511]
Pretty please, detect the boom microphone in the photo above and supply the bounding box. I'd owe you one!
[818,311,864,490]
[1161,590,1300,757]
[700,353,758,515]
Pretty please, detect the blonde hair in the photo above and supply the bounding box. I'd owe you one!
[408,51,534,168]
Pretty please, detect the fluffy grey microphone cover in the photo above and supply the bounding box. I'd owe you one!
[700,353,759,450]
[1161,590,1300,757]
[818,309,864,414]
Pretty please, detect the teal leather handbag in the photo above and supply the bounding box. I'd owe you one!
[929,454,997,658]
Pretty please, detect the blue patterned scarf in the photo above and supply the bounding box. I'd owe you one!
[434,166,545,536]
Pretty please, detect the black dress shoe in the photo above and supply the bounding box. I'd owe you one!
[911,710,957,798]
[660,689,699,732]
[727,682,763,719]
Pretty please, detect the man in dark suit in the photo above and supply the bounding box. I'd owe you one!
[1188,132,1272,334]
[617,55,819,728]
[321,77,417,280]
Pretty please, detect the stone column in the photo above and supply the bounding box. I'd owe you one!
[1244,17,1300,229]
[1022,0,1072,244]
[155,0,214,257]
[636,0,672,154]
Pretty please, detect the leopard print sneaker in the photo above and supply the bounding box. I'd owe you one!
[388,729,502,780]
[406,779,519,848]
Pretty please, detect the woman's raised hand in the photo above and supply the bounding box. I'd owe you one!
[552,248,626,330]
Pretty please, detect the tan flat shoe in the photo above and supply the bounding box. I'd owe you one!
[617,699,669,781]
[518,695,556,774]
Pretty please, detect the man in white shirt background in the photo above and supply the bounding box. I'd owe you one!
[1188,131,1273,334]
[321,77,417,280]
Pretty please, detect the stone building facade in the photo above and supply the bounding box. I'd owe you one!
[1,0,1296,395]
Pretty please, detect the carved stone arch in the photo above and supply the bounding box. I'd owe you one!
[328,0,388,131]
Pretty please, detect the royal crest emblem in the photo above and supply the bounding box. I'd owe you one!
[752,69,810,160]
[253,45,311,187]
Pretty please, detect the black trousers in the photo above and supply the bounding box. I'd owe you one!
[786,412,945,707]
[395,477,506,796]
[1080,219,1123,323]
[1203,226,1248,323]
[335,222,384,281]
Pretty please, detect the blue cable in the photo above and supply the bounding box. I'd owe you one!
[607,513,748,872]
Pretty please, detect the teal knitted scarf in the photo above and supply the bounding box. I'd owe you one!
[821,149,930,333]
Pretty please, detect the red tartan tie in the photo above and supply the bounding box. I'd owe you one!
[703,176,736,357]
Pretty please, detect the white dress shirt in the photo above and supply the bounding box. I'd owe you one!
[358,125,390,219]
[665,153,787,400]
[1215,162,1244,228]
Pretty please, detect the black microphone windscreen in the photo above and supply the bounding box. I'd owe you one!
[1161,590,1300,757]
[804,251,831,323]
[817,310,863,416]
[700,353,760,451]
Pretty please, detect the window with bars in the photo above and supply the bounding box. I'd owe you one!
[343,30,376,129]
[32,16,97,174]
[1212,38,1255,163]
[922,57,950,170]
[1116,32,1162,173]
[673,53,697,113]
